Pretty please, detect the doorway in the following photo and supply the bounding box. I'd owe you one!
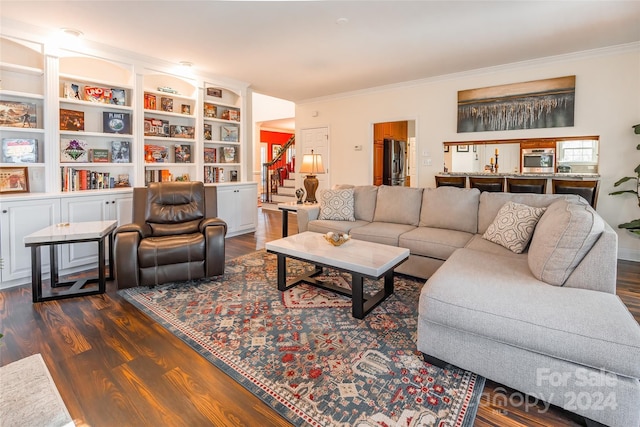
[301,127,330,193]
[372,120,415,186]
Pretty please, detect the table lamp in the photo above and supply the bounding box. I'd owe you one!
[299,150,325,203]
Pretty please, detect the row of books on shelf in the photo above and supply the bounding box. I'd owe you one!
[204,166,238,183]
[61,139,130,163]
[63,82,126,106]
[60,109,132,134]
[144,144,191,163]
[144,169,191,184]
[60,168,130,192]
[0,101,38,128]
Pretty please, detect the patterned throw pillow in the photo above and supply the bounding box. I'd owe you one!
[318,188,355,221]
[482,201,546,254]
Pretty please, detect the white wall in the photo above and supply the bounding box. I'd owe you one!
[296,45,640,261]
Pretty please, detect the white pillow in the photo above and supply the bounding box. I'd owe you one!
[482,201,546,254]
[318,188,355,221]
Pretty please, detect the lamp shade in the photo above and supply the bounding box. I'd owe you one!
[299,151,325,175]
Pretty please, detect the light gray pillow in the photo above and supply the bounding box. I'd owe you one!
[372,185,423,226]
[482,201,546,254]
[420,187,480,233]
[318,188,355,221]
[528,200,604,286]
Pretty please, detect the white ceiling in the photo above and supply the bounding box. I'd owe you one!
[2,1,640,103]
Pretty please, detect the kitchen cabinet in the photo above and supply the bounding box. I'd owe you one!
[216,183,257,237]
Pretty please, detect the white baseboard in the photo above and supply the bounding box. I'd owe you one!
[618,247,640,262]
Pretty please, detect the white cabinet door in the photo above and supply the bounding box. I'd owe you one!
[60,194,132,270]
[216,184,257,237]
[0,198,60,286]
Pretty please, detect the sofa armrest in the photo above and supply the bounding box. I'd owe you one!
[204,224,226,277]
[563,222,618,294]
[114,222,150,239]
[200,217,227,235]
[296,205,320,232]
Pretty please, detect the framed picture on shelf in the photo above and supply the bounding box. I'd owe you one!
[207,87,223,98]
[221,126,238,142]
[111,89,126,106]
[2,138,38,163]
[60,109,84,131]
[456,145,469,152]
[103,111,131,134]
[111,140,130,163]
[0,166,29,194]
[0,101,37,128]
[181,104,191,115]
[203,103,217,118]
[161,97,173,112]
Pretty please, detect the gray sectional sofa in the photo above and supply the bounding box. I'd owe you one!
[296,185,640,427]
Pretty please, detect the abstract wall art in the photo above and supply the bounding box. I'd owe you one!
[457,76,575,133]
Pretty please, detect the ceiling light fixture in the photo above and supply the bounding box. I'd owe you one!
[60,28,83,38]
[336,17,349,26]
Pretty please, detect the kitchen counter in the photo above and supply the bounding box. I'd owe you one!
[438,172,600,179]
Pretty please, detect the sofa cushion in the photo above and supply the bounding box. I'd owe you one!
[477,192,582,234]
[419,248,640,379]
[420,187,480,233]
[482,201,546,254]
[399,227,474,260]
[464,235,527,259]
[372,185,423,226]
[350,222,416,247]
[318,188,355,221]
[528,200,604,286]
[308,219,369,235]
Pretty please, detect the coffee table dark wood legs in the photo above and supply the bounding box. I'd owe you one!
[274,252,395,319]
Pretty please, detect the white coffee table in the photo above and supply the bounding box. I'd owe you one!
[24,220,117,303]
[266,231,409,318]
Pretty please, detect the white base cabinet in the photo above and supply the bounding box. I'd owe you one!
[216,183,257,237]
[60,193,132,270]
[0,198,60,287]
[0,192,132,289]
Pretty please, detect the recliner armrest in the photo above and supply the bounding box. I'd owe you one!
[200,217,227,235]
[114,222,151,239]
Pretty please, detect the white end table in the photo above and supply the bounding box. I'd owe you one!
[24,220,117,303]
[277,201,317,237]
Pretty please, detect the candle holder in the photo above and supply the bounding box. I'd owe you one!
[495,153,499,173]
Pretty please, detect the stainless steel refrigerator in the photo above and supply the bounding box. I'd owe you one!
[383,139,407,186]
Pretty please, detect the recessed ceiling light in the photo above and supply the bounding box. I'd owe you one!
[179,61,193,68]
[60,28,83,38]
[336,17,349,26]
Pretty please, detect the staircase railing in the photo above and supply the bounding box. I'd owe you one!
[262,134,295,203]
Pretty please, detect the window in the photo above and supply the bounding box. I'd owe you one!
[558,140,598,163]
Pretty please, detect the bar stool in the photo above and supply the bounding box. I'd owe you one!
[506,178,547,194]
[469,176,504,192]
[551,179,599,208]
[435,176,466,188]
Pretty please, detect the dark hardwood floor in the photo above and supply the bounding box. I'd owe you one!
[1,208,638,426]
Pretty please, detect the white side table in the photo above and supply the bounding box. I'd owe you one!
[24,220,117,303]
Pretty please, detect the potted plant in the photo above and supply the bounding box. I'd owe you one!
[610,124,640,235]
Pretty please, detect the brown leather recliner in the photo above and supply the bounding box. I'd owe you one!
[114,181,227,288]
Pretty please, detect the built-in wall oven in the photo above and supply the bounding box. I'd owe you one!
[522,148,555,173]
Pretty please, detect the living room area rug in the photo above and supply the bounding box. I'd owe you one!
[0,353,75,427]
[120,250,485,426]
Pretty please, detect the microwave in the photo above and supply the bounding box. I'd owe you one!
[522,148,555,173]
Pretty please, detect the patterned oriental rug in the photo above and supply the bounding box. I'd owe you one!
[120,250,485,427]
